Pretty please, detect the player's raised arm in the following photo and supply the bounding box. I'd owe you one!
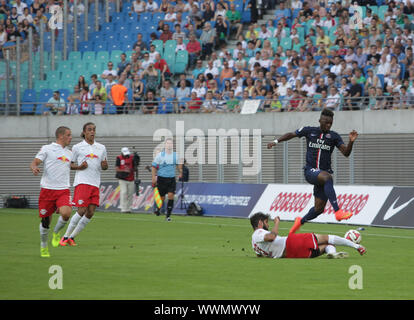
[267,132,298,149]
[338,130,358,158]
[264,216,280,242]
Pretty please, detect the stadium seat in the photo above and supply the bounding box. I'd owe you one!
[280,38,292,51]
[152,40,164,56]
[68,51,82,61]
[83,51,96,62]
[38,89,54,103]
[378,5,388,20]
[47,70,61,82]
[140,12,152,24]
[110,50,123,63]
[58,89,71,102]
[93,42,108,51]
[157,101,174,114]
[164,40,177,54]
[21,89,36,115]
[96,51,110,62]
[105,103,117,114]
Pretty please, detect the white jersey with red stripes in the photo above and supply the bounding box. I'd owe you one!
[35,143,72,190]
[72,140,107,188]
[251,228,287,259]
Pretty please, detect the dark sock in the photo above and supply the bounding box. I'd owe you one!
[301,207,320,224]
[323,179,340,212]
[167,199,174,217]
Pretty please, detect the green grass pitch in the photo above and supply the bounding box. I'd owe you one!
[0,208,413,300]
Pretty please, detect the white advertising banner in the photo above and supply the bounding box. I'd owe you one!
[250,184,393,226]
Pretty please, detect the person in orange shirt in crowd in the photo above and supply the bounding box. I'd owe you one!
[220,60,234,82]
[110,76,128,114]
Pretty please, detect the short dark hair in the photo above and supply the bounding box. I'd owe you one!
[55,126,70,139]
[321,108,334,118]
[250,212,269,230]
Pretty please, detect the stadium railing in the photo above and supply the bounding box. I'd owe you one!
[1,96,413,116]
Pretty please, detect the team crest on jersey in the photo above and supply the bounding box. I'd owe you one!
[57,156,70,162]
[326,134,331,138]
[85,153,99,159]
[40,209,47,215]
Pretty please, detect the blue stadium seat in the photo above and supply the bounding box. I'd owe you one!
[21,89,36,115]
[58,89,71,102]
[38,89,54,103]
[157,101,174,114]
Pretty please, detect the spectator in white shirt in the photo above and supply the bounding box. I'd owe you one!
[13,0,27,15]
[175,37,186,52]
[18,7,34,24]
[330,56,343,77]
[146,0,158,13]
[101,62,118,83]
[131,0,146,15]
[204,60,220,78]
[259,24,272,40]
[164,6,176,22]
[249,51,262,71]
[191,79,206,98]
[277,76,291,96]
[326,86,341,110]
[301,76,316,97]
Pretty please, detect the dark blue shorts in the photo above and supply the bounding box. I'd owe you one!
[304,167,328,201]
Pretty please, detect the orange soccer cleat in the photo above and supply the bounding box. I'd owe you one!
[59,237,69,246]
[67,238,77,246]
[335,209,353,221]
[289,217,302,234]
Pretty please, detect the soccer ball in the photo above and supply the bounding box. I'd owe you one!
[344,230,361,244]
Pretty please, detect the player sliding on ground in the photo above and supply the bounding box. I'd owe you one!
[250,212,366,259]
[30,126,73,258]
[267,108,358,234]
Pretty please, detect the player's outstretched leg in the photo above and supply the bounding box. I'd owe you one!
[316,234,366,256]
[324,245,349,259]
[290,198,326,234]
[289,217,302,234]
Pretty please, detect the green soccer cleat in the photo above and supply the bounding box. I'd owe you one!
[52,232,61,247]
[40,247,50,258]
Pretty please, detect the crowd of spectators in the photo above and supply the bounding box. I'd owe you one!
[3,0,414,114]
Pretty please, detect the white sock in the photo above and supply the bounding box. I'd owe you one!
[39,223,49,248]
[64,212,82,238]
[325,245,336,255]
[328,235,359,249]
[53,216,68,234]
[69,216,91,239]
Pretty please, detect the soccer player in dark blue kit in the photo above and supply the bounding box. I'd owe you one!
[267,109,358,234]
